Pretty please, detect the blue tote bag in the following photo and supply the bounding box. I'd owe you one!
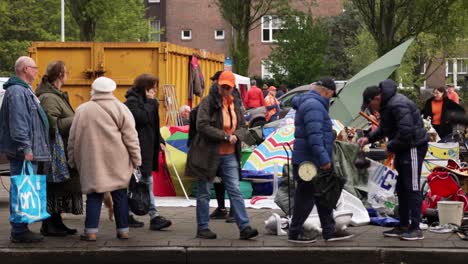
[9,161,50,224]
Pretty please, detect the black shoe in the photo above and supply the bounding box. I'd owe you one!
[239,226,259,240]
[288,232,317,244]
[150,216,172,230]
[129,215,144,228]
[196,229,217,239]
[58,223,78,235]
[383,226,408,237]
[400,229,424,241]
[10,230,44,243]
[41,220,68,237]
[225,210,236,223]
[324,229,354,242]
[210,208,228,219]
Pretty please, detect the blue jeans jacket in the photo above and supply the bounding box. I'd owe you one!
[0,80,50,162]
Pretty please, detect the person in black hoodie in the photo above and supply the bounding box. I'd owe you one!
[421,86,465,140]
[124,74,172,231]
[358,79,429,241]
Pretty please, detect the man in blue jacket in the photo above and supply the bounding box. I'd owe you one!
[358,79,429,241]
[288,77,354,243]
[0,56,51,243]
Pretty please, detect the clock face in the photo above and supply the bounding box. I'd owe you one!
[298,162,317,182]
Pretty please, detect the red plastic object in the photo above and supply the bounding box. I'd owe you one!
[168,125,189,134]
[152,151,176,196]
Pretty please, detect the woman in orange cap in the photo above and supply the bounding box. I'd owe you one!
[265,86,280,122]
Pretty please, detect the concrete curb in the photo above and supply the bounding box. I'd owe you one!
[2,246,468,264]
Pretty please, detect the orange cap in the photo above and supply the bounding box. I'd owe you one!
[218,71,235,88]
[268,86,277,92]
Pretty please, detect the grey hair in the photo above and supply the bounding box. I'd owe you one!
[250,79,256,86]
[179,105,191,114]
[14,56,34,74]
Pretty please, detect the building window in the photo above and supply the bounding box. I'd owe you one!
[261,60,273,79]
[150,20,161,42]
[261,15,284,43]
[148,0,160,3]
[181,30,192,40]
[457,59,467,74]
[446,58,468,88]
[214,30,225,40]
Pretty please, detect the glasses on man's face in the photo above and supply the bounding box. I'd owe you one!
[27,65,38,70]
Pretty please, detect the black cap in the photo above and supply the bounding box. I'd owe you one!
[210,71,223,81]
[361,85,381,111]
[314,77,337,97]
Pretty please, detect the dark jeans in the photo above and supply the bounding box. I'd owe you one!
[9,158,38,234]
[395,144,428,230]
[85,189,129,234]
[214,182,226,209]
[289,165,335,238]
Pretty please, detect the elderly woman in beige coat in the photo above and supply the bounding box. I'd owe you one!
[68,77,141,241]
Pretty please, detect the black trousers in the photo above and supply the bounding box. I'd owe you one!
[289,165,335,238]
[394,144,428,230]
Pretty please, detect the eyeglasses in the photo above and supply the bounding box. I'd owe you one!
[27,65,38,70]
[221,85,233,90]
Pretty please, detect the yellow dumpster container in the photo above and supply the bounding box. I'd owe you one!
[29,42,224,125]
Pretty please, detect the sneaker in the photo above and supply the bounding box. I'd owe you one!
[383,226,408,237]
[225,210,236,223]
[196,229,217,239]
[149,216,172,230]
[324,229,354,242]
[116,231,129,240]
[400,229,424,241]
[239,226,259,240]
[210,208,228,219]
[10,230,44,243]
[288,233,317,244]
[80,233,97,242]
[128,215,144,228]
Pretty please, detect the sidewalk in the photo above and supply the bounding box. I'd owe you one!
[1,178,468,263]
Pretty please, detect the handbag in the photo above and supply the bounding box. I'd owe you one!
[311,169,345,210]
[9,161,51,224]
[45,128,71,183]
[128,168,151,216]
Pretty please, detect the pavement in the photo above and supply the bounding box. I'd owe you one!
[1,176,468,264]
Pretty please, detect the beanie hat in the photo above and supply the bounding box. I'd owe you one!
[92,77,116,93]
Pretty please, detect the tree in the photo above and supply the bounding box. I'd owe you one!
[352,0,458,56]
[67,0,151,41]
[216,0,288,75]
[266,11,329,87]
[323,2,362,80]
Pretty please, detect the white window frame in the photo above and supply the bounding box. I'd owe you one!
[261,60,273,79]
[148,0,160,3]
[181,30,192,40]
[457,59,467,74]
[149,20,161,42]
[214,30,225,40]
[446,58,468,89]
[261,15,284,43]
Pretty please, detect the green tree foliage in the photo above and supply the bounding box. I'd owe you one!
[345,27,378,75]
[322,3,361,80]
[266,11,329,87]
[0,0,151,75]
[67,0,151,41]
[216,0,288,76]
[352,0,458,56]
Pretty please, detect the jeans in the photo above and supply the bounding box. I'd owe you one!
[289,165,335,238]
[9,158,38,234]
[129,174,158,219]
[85,189,129,234]
[196,154,249,231]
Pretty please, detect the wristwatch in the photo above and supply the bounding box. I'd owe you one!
[224,135,230,141]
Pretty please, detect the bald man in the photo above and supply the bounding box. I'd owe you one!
[0,56,51,243]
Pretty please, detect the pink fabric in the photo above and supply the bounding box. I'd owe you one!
[152,151,176,196]
[169,125,189,134]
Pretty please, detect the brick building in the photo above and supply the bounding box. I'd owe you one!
[145,0,466,89]
[145,0,342,78]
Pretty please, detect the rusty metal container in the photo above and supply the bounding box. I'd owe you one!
[29,42,224,124]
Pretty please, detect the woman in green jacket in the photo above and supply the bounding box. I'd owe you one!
[36,61,82,236]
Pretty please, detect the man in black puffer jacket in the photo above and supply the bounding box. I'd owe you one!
[358,79,429,241]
